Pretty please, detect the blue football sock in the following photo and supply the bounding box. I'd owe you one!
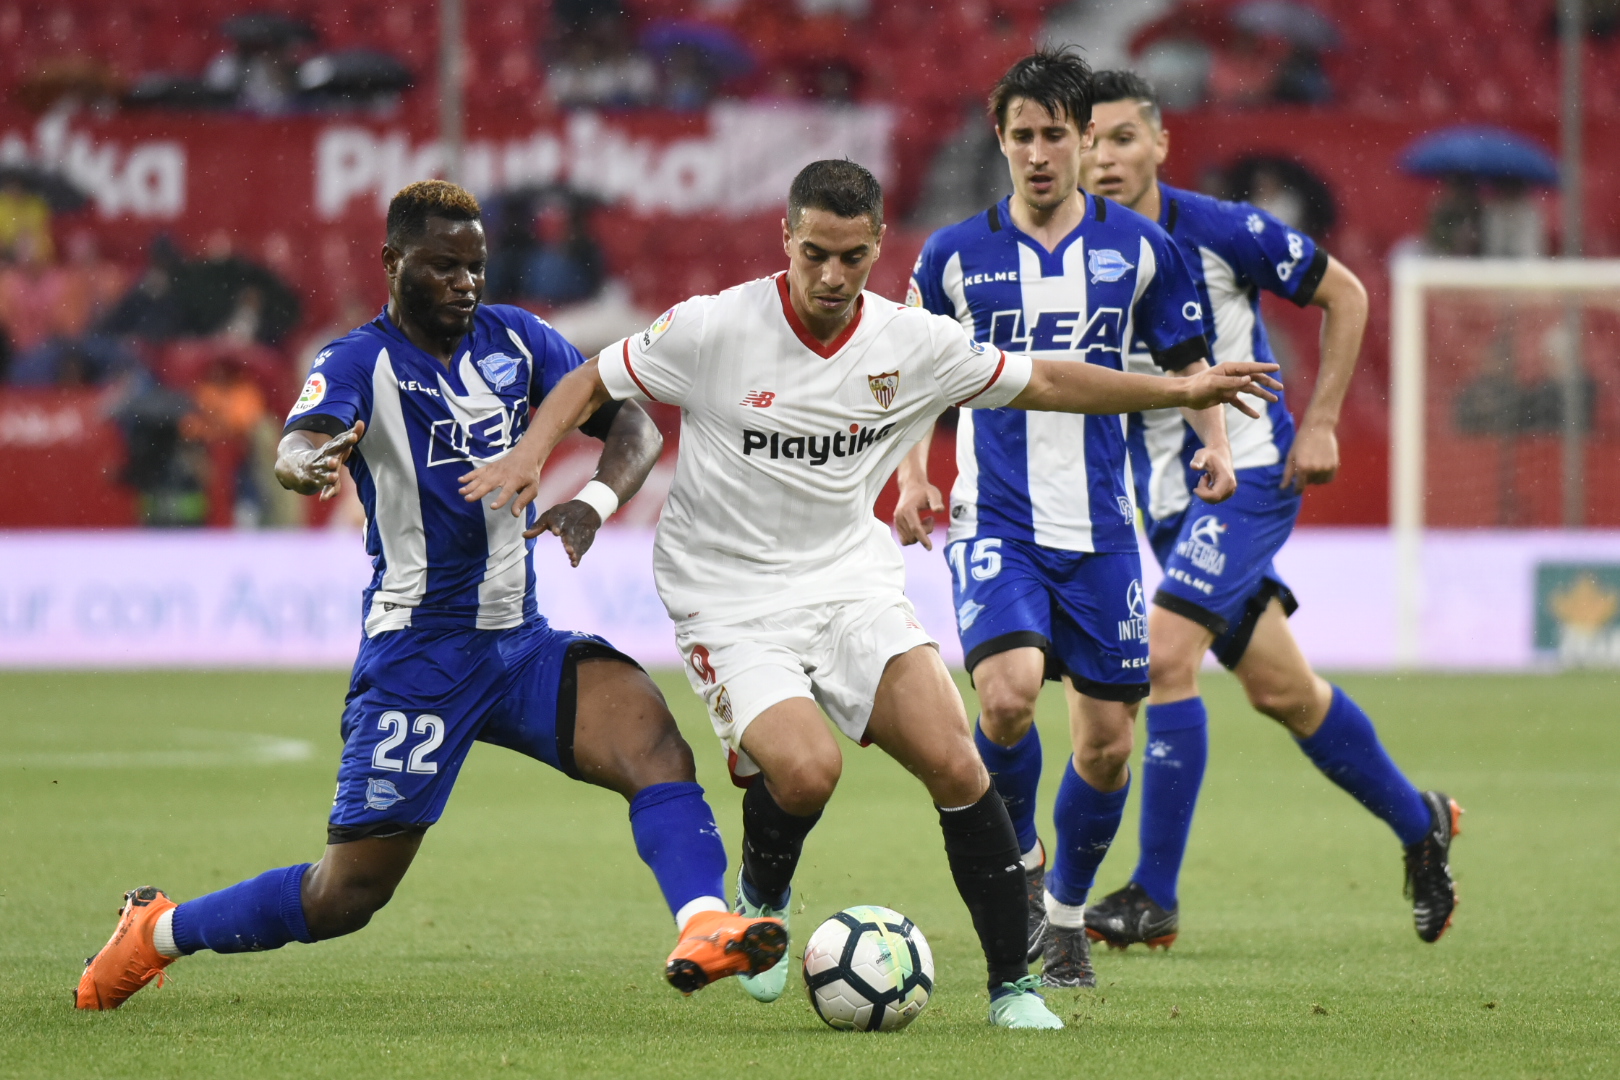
[170,863,314,955]
[1296,686,1430,845]
[1132,698,1208,911]
[629,781,728,921]
[973,719,1043,856]
[1046,759,1130,907]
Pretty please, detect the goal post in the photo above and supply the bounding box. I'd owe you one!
[1389,255,1620,666]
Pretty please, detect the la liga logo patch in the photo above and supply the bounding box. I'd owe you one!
[289,372,327,416]
[641,307,676,348]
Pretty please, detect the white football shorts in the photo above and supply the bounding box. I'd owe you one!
[674,593,938,785]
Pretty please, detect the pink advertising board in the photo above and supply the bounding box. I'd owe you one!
[2,528,1618,671]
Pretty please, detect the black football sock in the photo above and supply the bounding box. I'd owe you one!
[740,780,822,909]
[938,782,1029,993]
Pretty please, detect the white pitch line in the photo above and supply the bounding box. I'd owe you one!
[3,732,315,769]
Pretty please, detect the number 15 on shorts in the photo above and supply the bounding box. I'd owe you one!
[948,538,1002,589]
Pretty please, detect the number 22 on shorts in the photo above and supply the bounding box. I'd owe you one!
[371,711,445,774]
[948,538,1003,590]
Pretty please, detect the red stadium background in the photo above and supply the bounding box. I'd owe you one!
[0,0,1614,529]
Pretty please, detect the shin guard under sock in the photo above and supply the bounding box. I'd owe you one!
[1296,686,1431,845]
[1047,759,1130,907]
[937,783,1028,991]
[170,864,314,954]
[740,780,821,909]
[1132,698,1208,910]
[972,720,1043,855]
[629,781,728,923]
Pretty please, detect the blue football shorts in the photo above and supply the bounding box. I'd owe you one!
[1147,462,1302,668]
[328,619,635,842]
[947,535,1150,703]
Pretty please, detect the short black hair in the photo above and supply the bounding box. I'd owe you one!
[386,179,482,247]
[1090,69,1163,127]
[989,46,1093,131]
[787,159,884,232]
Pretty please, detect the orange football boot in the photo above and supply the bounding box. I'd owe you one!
[75,887,178,1010]
[663,910,787,995]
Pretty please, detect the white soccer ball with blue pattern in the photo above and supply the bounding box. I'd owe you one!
[802,905,934,1031]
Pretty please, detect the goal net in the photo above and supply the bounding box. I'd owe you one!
[1390,256,1620,662]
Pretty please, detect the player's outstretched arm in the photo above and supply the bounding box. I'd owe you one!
[457,358,613,513]
[274,421,365,500]
[1008,358,1282,417]
[1284,255,1368,493]
[531,402,662,565]
[893,431,944,550]
[1167,359,1238,504]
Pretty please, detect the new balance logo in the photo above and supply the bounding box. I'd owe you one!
[740,391,776,408]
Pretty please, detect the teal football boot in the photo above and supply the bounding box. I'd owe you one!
[734,870,790,1003]
[988,975,1065,1029]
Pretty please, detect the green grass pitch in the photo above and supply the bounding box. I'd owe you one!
[2,668,1617,1079]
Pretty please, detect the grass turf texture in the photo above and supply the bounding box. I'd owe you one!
[1,670,1616,1079]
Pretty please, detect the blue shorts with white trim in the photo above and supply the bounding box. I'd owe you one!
[328,619,633,841]
[947,535,1149,703]
[1146,463,1301,668]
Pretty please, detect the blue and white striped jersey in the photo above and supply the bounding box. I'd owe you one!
[285,305,589,636]
[1126,183,1328,522]
[910,193,1209,553]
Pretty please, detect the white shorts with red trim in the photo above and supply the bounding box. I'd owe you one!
[674,593,938,786]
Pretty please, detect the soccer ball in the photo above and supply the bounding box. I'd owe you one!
[802,905,934,1032]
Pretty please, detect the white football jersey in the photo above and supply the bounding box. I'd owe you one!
[599,272,1032,623]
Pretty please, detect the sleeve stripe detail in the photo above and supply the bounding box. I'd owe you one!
[1289,247,1330,307]
[955,349,1008,407]
[622,339,659,402]
[1151,334,1210,372]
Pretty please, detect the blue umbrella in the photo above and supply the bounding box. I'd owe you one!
[1400,125,1560,186]
[640,20,756,79]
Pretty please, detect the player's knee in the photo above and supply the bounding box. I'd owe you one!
[1075,723,1133,778]
[767,752,841,816]
[975,680,1039,744]
[1244,677,1313,725]
[1148,650,1200,697]
[619,712,698,790]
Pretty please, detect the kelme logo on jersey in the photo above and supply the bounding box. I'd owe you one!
[289,372,327,416]
[1087,248,1134,283]
[641,307,676,348]
[476,352,522,390]
[1175,514,1228,576]
[742,422,898,466]
[868,370,899,409]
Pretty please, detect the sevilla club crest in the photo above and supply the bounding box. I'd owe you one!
[868,370,900,409]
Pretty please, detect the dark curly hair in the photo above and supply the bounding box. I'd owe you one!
[386,180,482,247]
[989,46,1093,131]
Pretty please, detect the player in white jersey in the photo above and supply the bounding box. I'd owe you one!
[1079,71,1460,949]
[460,160,1279,1029]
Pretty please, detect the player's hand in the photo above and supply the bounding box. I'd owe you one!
[894,479,945,550]
[278,421,365,499]
[528,499,601,566]
[1281,424,1339,493]
[459,453,541,515]
[1190,443,1237,504]
[1184,362,1282,417]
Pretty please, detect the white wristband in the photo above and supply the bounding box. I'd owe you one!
[573,480,620,523]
